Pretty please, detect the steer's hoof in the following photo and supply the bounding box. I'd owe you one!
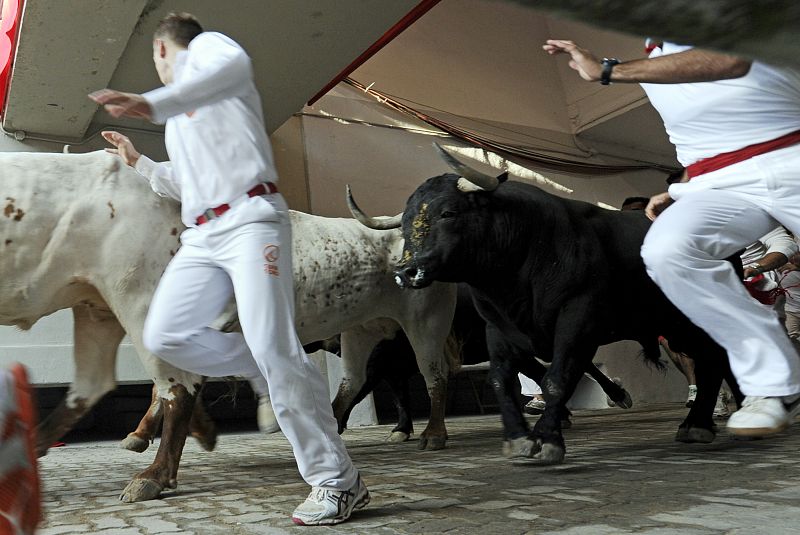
[119,479,164,503]
[418,436,447,450]
[502,437,539,459]
[533,442,565,464]
[120,434,150,453]
[386,431,410,443]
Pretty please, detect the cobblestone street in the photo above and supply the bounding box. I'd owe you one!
[37,404,800,534]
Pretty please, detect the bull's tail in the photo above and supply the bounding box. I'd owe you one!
[639,337,667,372]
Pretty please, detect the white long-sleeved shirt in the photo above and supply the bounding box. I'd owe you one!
[741,226,798,268]
[134,32,279,227]
[642,43,800,167]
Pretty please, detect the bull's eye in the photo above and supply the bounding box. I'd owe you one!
[440,210,457,219]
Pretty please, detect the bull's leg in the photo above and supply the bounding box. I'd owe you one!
[531,316,598,464]
[35,304,125,456]
[121,384,163,453]
[331,327,388,433]
[338,364,385,434]
[676,349,723,443]
[585,364,633,409]
[516,358,573,429]
[352,336,417,442]
[386,374,415,442]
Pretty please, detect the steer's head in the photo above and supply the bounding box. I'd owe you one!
[347,143,508,289]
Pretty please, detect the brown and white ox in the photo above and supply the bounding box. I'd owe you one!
[0,150,455,502]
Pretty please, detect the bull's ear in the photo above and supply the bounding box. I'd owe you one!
[497,172,509,183]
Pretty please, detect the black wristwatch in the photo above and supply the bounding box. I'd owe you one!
[600,58,621,85]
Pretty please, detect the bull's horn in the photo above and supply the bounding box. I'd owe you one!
[433,142,499,192]
[346,185,402,230]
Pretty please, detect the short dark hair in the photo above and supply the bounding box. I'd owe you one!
[154,12,203,48]
[665,168,686,185]
[621,196,650,210]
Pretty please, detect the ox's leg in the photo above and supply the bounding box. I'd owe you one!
[397,283,456,451]
[124,383,216,453]
[401,330,451,451]
[188,383,217,452]
[111,310,204,504]
[119,367,202,503]
[332,327,388,434]
[35,304,124,456]
[121,384,163,453]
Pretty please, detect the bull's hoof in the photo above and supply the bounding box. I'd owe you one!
[386,431,411,443]
[675,426,716,444]
[192,432,217,452]
[120,434,150,453]
[533,442,565,464]
[418,435,447,450]
[502,437,540,459]
[614,389,633,409]
[119,479,164,503]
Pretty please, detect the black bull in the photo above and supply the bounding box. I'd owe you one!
[349,147,742,463]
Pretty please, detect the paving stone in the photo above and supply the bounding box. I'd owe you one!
[36,404,800,534]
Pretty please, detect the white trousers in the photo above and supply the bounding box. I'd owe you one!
[143,193,358,490]
[518,373,542,396]
[641,145,800,397]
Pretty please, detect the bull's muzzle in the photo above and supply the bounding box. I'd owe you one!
[394,264,429,289]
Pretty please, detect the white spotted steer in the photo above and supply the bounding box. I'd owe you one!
[0,150,455,502]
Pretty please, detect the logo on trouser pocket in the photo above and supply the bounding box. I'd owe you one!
[263,244,280,276]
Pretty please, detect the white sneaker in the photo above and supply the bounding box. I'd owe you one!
[685,385,697,408]
[714,390,731,418]
[291,476,370,526]
[256,395,280,434]
[727,395,800,437]
[524,398,546,415]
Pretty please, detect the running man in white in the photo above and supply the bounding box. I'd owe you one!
[91,12,368,525]
[544,38,800,437]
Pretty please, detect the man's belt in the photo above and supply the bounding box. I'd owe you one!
[195,182,278,225]
[686,129,800,179]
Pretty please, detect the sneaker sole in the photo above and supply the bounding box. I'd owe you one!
[727,422,789,437]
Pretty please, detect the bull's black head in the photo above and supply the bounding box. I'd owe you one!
[347,143,509,289]
[397,144,509,288]
[396,169,509,288]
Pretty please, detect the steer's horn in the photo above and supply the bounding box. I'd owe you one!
[346,185,402,230]
[433,142,504,192]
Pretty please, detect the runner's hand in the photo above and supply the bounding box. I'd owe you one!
[543,40,603,82]
[645,192,674,221]
[89,89,153,120]
[101,131,141,168]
